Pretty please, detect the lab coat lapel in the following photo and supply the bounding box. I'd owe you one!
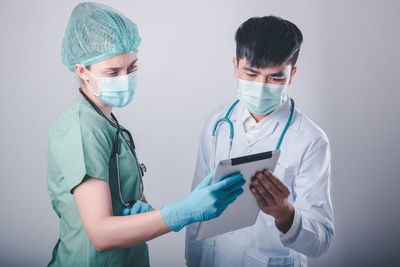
[229,104,249,158]
[247,96,292,147]
[249,121,279,147]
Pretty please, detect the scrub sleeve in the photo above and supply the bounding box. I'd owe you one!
[49,110,111,192]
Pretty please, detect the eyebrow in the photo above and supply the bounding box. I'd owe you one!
[104,59,138,71]
[243,67,286,77]
[270,72,286,77]
[243,67,261,74]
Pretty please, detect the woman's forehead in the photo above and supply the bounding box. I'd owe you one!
[93,51,137,69]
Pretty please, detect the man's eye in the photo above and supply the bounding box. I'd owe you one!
[246,73,257,77]
[271,77,285,81]
[107,72,118,76]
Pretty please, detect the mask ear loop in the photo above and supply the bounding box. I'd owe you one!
[80,64,100,97]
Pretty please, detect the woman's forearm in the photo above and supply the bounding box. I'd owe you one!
[91,209,171,251]
[73,178,171,252]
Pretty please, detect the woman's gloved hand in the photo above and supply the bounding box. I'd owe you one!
[122,201,155,216]
[160,170,245,232]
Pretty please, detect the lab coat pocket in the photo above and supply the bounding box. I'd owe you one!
[244,251,294,267]
[274,162,297,203]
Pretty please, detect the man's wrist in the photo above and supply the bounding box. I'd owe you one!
[274,204,295,233]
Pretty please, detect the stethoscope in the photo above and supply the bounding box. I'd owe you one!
[79,88,146,208]
[210,98,295,168]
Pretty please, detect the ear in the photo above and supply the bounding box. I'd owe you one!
[233,57,238,78]
[288,66,297,85]
[74,64,90,81]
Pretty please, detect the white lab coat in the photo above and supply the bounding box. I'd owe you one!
[185,97,334,267]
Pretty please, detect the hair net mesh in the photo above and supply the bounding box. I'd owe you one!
[62,2,141,71]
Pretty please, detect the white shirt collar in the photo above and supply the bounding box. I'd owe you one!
[239,95,291,144]
[241,94,289,127]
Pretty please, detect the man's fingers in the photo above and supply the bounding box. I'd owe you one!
[250,185,268,209]
[264,169,290,196]
[256,172,281,198]
[251,174,274,205]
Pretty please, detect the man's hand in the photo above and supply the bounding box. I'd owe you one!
[250,169,295,233]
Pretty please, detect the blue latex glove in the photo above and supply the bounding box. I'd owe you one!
[161,170,245,232]
[122,201,155,216]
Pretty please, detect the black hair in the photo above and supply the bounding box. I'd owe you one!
[235,16,303,68]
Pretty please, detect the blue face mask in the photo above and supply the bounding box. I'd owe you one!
[84,67,138,108]
[237,78,288,115]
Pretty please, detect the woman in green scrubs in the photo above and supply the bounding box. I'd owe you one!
[47,2,245,267]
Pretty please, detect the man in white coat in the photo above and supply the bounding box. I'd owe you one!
[185,16,334,267]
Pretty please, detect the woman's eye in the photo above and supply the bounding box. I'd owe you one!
[128,66,138,72]
[107,72,118,76]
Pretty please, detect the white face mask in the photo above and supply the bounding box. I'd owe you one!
[237,78,288,115]
[84,67,138,107]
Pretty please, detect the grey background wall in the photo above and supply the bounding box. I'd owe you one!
[0,0,399,266]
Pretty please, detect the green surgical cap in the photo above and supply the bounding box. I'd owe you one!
[62,2,141,71]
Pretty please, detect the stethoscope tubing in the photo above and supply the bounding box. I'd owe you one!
[79,88,145,208]
[210,98,295,169]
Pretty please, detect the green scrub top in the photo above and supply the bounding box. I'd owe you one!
[47,94,149,267]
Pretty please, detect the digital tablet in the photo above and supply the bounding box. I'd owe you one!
[195,150,281,240]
